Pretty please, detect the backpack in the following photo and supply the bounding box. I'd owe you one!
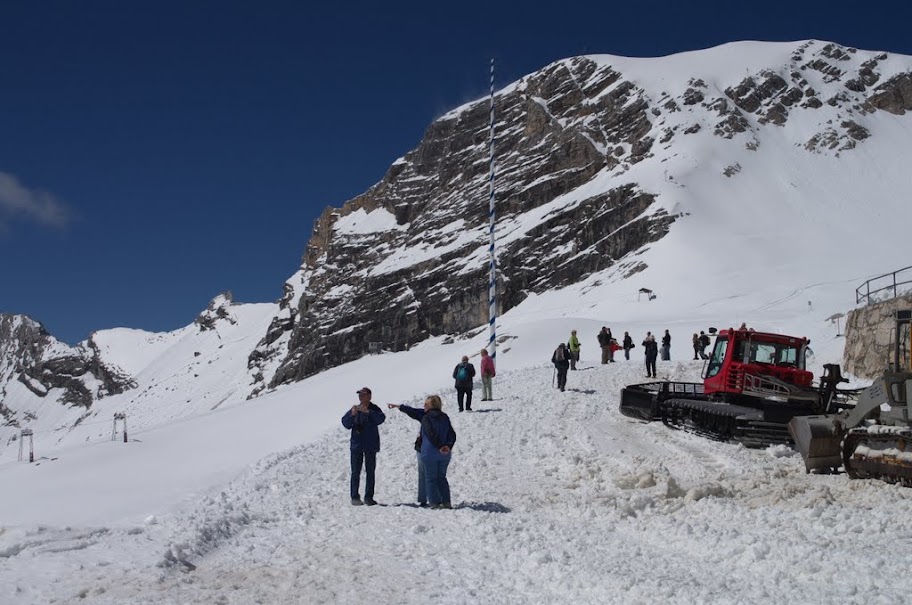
[456,365,469,381]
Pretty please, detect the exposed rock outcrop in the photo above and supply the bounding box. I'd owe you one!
[244,42,912,392]
[195,292,238,332]
[0,314,136,417]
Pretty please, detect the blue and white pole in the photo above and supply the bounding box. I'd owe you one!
[487,58,497,367]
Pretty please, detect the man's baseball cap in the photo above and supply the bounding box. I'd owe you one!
[356,387,372,395]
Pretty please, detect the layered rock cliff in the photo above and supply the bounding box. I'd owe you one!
[0,314,135,428]
[249,40,912,392]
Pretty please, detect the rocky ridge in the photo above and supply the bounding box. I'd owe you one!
[249,40,912,393]
[0,314,135,431]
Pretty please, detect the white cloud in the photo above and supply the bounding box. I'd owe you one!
[0,171,69,228]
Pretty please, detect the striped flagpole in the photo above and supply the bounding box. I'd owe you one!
[487,58,497,367]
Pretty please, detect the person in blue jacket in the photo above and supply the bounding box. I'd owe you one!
[387,399,430,507]
[419,395,457,509]
[341,387,386,506]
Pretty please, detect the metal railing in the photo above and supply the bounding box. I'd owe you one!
[856,265,912,305]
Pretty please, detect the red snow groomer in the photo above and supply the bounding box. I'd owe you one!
[619,327,856,447]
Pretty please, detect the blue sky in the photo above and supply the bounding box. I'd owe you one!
[1,0,910,344]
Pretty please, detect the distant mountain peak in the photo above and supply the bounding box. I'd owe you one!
[194,291,238,331]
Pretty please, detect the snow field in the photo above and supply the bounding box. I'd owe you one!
[6,357,910,604]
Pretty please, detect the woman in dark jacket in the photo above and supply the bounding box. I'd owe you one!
[387,400,430,507]
[419,395,457,509]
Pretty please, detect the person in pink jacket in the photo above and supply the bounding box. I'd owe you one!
[480,348,496,401]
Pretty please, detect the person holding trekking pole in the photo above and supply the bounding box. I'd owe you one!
[551,343,571,392]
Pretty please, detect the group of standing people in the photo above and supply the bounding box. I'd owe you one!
[596,327,650,363]
[692,331,711,360]
[551,327,676,385]
[343,387,457,509]
[551,327,650,390]
[451,348,497,411]
[641,330,672,378]
[342,348,497,509]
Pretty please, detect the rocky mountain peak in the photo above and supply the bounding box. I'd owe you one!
[194,291,238,331]
[247,40,912,393]
[0,313,135,426]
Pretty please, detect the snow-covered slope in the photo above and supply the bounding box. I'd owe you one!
[0,310,907,603]
[0,299,277,463]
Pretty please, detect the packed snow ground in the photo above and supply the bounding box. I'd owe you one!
[3,312,912,604]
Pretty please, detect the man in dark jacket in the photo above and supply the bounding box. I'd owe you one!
[643,333,659,378]
[341,387,386,506]
[597,327,611,364]
[452,356,476,412]
[699,331,711,359]
[552,343,572,391]
[622,332,634,361]
[661,329,671,361]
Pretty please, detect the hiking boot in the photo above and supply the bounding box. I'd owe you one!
[419,502,429,508]
[364,498,377,506]
[440,502,452,509]
[351,498,364,506]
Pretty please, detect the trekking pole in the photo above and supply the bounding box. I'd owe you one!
[552,367,556,388]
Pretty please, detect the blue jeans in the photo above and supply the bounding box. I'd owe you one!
[416,452,427,505]
[350,450,377,500]
[424,457,451,506]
